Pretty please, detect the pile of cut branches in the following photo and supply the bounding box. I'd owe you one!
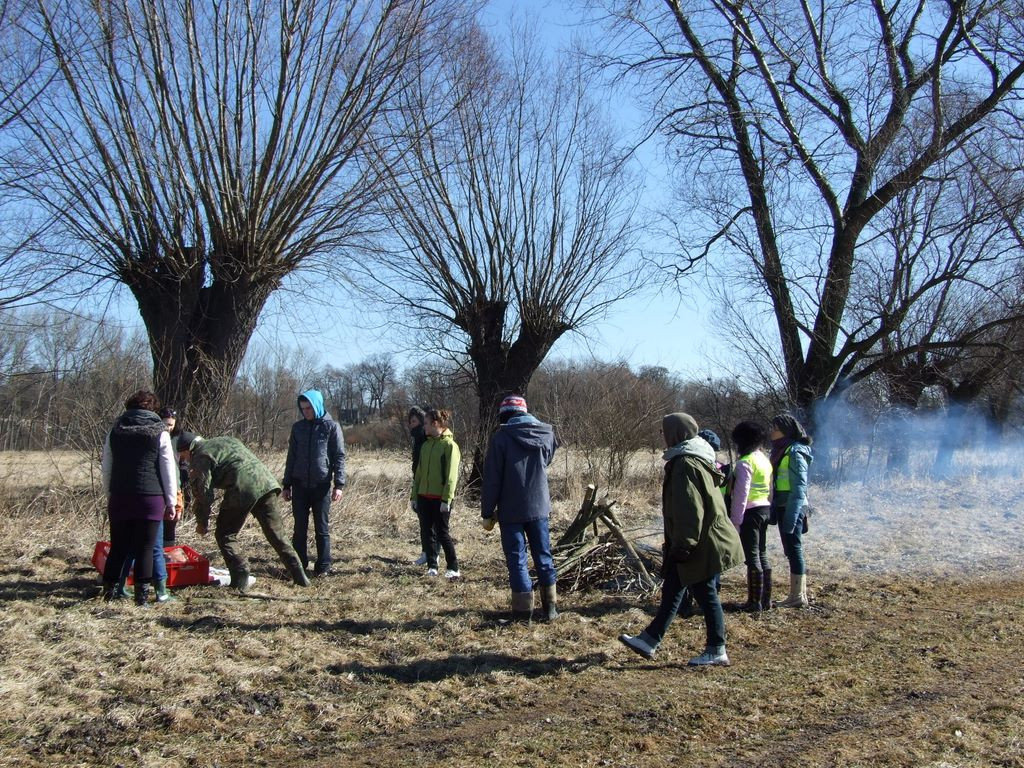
[553,485,659,594]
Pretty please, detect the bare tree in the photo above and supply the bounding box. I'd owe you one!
[599,0,1024,422]
[357,353,397,416]
[0,0,78,309]
[362,20,644,483]
[7,0,463,428]
[322,364,365,424]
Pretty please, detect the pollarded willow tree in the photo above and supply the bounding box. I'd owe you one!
[361,21,644,482]
[598,0,1024,423]
[7,0,464,427]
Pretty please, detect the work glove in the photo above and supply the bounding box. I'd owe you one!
[481,516,497,532]
[440,502,449,514]
[410,499,417,512]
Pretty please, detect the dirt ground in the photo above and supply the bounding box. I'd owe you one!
[0,449,1022,768]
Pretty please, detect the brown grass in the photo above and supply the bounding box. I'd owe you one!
[0,449,1022,767]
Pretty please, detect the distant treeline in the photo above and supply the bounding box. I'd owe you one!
[1,308,1020,484]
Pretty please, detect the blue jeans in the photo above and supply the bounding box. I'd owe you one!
[780,528,806,575]
[120,519,167,582]
[292,483,332,572]
[646,568,726,652]
[499,518,556,593]
[690,575,727,652]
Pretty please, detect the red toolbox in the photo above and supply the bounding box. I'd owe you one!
[92,541,211,587]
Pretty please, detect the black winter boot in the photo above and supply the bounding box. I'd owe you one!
[510,591,534,623]
[288,562,311,587]
[134,583,151,606]
[760,568,773,611]
[99,581,120,602]
[539,584,558,622]
[229,571,255,592]
[741,568,763,612]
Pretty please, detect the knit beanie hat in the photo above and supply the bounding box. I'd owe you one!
[499,395,528,415]
[176,432,201,452]
[770,412,812,445]
[662,413,699,447]
[697,428,721,452]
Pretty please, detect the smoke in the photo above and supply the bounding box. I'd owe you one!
[803,398,1024,577]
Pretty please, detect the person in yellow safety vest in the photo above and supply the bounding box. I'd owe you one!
[769,412,814,608]
[728,421,774,612]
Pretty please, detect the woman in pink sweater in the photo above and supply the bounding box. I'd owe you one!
[728,421,774,613]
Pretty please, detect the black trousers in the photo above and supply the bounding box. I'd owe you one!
[416,496,458,570]
[104,519,161,585]
[739,505,771,572]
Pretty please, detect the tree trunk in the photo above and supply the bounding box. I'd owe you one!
[463,309,560,493]
[126,249,275,432]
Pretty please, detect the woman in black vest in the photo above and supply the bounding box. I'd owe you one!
[100,390,179,605]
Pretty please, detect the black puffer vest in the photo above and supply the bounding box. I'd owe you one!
[108,409,166,496]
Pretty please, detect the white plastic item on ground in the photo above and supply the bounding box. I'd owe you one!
[208,567,231,587]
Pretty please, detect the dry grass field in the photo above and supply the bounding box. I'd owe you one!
[0,448,1022,768]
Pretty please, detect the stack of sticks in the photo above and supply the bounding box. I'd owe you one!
[553,484,659,594]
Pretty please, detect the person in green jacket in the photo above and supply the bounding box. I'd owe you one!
[410,409,461,579]
[620,413,744,666]
[177,433,311,591]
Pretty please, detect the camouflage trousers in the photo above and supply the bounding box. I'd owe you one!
[215,491,305,578]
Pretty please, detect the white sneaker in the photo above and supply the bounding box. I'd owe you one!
[414,552,428,566]
[619,633,657,660]
[688,648,730,667]
[444,569,461,580]
[425,568,438,577]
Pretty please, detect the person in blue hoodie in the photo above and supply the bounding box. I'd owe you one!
[481,395,559,623]
[282,390,346,576]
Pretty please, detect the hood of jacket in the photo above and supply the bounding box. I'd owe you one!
[663,436,719,474]
[502,415,554,450]
[788,442,813,464]
[430,428,455,444]
[298,389,326,419]
[113,408,166,438]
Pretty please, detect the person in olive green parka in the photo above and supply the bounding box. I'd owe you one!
[177,433,311,591]
[620,413,743,666]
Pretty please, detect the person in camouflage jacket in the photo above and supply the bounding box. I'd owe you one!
[177,433,310,590]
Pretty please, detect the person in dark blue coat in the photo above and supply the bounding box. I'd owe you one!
[481,395,559,622]
[282,389,346,576]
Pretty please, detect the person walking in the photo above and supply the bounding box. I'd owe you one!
[728,420,774,612]
[619,413,743,666]
[769,412,813,608]
[408,406,433,566]
[100,390,179,605]
[481,395,559,623]
[411,409,461,579]
[282,390,345,577]
[178,433,311,590]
